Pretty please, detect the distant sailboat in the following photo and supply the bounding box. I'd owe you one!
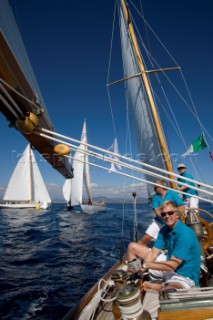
[0,144,51,209]
[63,120,106,213]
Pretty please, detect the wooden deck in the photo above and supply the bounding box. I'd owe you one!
[63,262,213,320]
[95,301,114,320]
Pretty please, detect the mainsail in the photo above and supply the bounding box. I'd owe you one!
[119,1,174,195]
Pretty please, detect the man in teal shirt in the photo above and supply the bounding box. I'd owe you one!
[128,200,200,290]
[177,164,198,208]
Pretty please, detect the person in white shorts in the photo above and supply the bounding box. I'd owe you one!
[177,164,199,208]
[128,200,200,291]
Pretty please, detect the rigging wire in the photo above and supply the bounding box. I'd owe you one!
[107,1,118,139]
[35,127,213,193]
[126,0,213,188]
[130,1,213,145]
[33,128,213,203]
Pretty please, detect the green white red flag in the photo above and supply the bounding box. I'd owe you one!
[182,133,208,157]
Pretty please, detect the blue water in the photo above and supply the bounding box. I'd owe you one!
[1,202,212,319]
[0,202,154,320]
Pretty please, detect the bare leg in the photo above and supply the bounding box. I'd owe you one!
[142,281,186,292]
[162,282,186,290]
[127,242,150,261]
[143,281,162,291]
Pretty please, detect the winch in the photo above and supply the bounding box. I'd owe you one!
[116,285,151,320]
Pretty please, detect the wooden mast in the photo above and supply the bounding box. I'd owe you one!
[120,0,176,189]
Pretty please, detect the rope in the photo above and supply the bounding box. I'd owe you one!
[98,279,117,302]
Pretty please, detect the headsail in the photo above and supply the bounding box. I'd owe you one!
[31,147,51,203]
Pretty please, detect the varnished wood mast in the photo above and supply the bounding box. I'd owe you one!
[121,0,176,189]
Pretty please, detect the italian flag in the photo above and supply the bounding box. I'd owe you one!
[182,133,208,157]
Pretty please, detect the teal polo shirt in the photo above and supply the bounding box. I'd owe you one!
[155,220,200,286]
[178,171,197,199]
[152,190,184,224]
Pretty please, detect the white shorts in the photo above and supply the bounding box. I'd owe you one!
[145,219,163,239]
[148,253,195,289]
[184,197,199,208]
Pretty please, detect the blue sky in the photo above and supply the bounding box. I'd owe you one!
[1,0,213,200]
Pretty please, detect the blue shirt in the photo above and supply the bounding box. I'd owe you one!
[155,220,200,286]
[152,190,184,223]
[178,171,197,199]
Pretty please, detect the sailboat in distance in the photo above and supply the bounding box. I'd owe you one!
[0,144,51,209]
[63,120,106,214]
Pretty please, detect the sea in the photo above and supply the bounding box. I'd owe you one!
[0,202,212,320]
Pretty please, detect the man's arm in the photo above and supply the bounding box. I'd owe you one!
[144,253,183,272]
[178,185,187,192]
[144,247,161,263]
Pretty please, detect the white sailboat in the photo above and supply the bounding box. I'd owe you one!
[0,144,51,209]
[63,120,106,214]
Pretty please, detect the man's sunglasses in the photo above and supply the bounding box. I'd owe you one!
[161,210,177,217]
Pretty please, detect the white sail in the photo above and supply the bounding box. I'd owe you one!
[62,155,72,203]
[3,145,32,201]
[82,121,93,202]
[31,149,51,203]
[66,120,106,213]
[63,178,72,203]
[119,7,169,195]
[70,124,87,206]
[2,144,51,208]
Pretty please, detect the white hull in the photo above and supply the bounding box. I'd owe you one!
[81,204,106,214]
[0,202,40,209]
